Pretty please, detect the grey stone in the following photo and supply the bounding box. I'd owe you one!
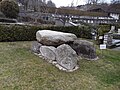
[31,41,42,54]
[109,26,116,33]
[40,46,56,61]
[36,30,77,46]
[107,33,113,46]
[56,44,78,70]
[118,29,120,34]
[69,40,97,60]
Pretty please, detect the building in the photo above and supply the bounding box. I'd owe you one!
[17,1,120,25]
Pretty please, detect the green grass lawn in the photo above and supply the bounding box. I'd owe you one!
[0,41,120,90]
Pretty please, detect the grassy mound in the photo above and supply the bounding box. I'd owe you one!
[0,41,120,90]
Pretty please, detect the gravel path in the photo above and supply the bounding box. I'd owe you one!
[112,47,120,51]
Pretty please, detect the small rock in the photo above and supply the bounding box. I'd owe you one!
[31,41,42,54]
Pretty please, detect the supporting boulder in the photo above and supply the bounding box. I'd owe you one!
[70,40,98,60]
[31,41,42,54]
[56,44,78,70]
[40,46,56,61]
[36,30,77,46]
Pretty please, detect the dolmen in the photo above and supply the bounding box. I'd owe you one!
[31,30,98,72]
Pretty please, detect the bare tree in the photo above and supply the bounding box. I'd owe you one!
[111,0,120,4]
[86,0,104,4]
[47,0,56,7]
[22,0,29,11]
[110,0,120,11]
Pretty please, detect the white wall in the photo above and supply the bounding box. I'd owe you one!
[110,13,119,20]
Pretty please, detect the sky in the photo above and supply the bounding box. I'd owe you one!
[51,0,86,7]
[50,0,111,7]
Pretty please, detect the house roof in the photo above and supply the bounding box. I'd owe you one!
[108,4,120,14]
[87,4,109,12]
[49,6,108,16]
[86,4,120,14]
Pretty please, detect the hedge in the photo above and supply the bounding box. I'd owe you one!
[96,24,120,44]
[97,24,120,35]
[113,34,120,39]
[0,24,93,42]
[0,18,17,23]
[97,25,110,36]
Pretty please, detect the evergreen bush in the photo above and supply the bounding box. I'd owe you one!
[0,0,19,19]
[0,25,92,42]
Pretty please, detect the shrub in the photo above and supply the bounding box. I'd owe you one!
[0,18,17,23]
[97,25,110,36]
[0,25,41,41]
[0,0,19,19]
[0,24,92,42]
[113,34,120,39]
[0,11,5,18]
[95,25,110,44]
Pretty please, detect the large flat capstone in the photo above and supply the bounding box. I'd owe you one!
[36,30,77,46]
